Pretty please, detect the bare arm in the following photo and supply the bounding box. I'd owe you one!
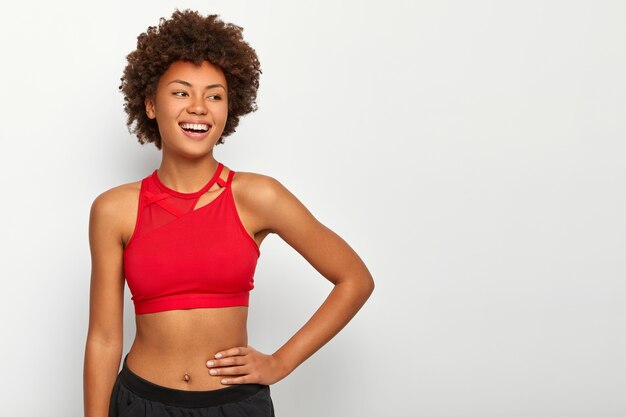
[83,189,126,417]
[207,174,375,384]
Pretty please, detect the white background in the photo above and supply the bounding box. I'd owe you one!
[1,1,625,416]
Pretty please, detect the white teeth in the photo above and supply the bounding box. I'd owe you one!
[180,123,209,131]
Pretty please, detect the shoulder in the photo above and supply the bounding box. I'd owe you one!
[90,180,142,235]
[230,170,315,234]
[231,171,286,206]
[91,180,141,214]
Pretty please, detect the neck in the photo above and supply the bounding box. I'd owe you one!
[157,153,220,193]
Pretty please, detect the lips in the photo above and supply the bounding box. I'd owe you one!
[178,121,212,139]
[179,122,211,132]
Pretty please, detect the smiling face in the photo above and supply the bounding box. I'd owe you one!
[145,60,229,156]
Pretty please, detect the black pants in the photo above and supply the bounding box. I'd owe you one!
[109,354,275,416]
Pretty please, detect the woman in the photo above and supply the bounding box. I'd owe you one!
[83,9,374,417]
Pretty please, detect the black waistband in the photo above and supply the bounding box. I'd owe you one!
[119,354,267,408]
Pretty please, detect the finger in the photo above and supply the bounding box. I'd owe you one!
[221,375,254,385]
[209,365,249,376]
[214,346,248,359]
[206,356,246,368]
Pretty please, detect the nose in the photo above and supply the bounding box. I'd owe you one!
[187,94,207,115]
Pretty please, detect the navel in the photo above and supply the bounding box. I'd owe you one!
[183,373,191,383]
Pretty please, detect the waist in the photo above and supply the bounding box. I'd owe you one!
[119,353,268,406]
[128,306,248,390]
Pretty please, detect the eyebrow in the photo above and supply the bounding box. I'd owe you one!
[167,80,226,90]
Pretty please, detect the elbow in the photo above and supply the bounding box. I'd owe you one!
[85,335,123,353]
[334,268,374,301]
[352,273,374,301]
[85,327,124,351]
[364,275,375,298]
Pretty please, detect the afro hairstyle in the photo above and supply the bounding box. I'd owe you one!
[119,9,262,148]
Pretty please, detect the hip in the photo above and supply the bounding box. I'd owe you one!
[109,354,275,417]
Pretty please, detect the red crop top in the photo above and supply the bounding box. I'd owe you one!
[122,162,260,314]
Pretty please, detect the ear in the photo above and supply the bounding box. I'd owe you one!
[145,96,156,119]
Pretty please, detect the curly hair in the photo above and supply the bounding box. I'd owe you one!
[119,9,262,148]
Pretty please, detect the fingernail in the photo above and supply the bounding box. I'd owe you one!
[215,353,222,359]
[221,379,227,384]
[209,369,217,375]
[206,361,214,367]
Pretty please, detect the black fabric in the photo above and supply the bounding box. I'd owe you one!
[109,355,275,416]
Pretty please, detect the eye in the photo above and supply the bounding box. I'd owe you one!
[208,94,222,101]
[173,91,188,97]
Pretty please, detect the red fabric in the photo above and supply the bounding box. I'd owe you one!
[123,162,260,314]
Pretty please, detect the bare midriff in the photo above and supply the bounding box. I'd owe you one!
[126,306,249,391]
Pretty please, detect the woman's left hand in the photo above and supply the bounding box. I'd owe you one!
[206,345,289,385]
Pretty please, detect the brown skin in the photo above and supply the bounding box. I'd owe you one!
[84,61,374,417]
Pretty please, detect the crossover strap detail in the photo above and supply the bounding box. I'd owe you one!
[226,169,235,186]
[214,167,235,188]
[211,163,225,187]
[143,190,186,218]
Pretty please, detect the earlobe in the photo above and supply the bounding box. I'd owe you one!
[145,97,156,119]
